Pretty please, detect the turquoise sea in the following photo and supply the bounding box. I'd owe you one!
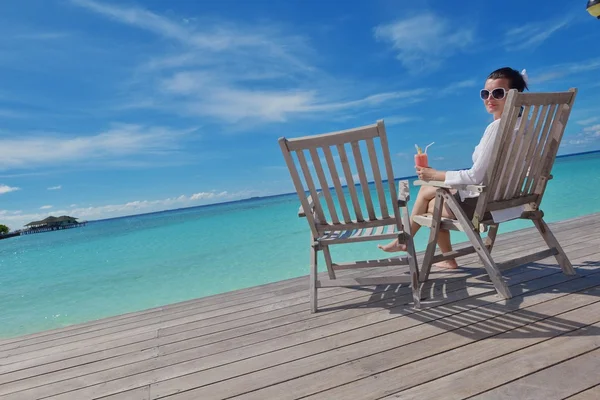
[1,151,600,338]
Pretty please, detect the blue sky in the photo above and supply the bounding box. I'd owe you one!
[1,0,599,229]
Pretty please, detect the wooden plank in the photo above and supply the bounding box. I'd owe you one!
[566,384,600,400]
[298,288,600,400]
[317,276,413,287]
[467,348,600,400]
[285,123,379,151]
[365,138,389,218]
[322,146,352,223]
[351,141,376,220]
[149,273,600,400]
[308,147,339,223]
[336,143,363,221]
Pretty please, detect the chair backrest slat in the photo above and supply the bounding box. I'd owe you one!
[378,120,403,226]
[365,138,390,218]
[296,149,327,223]
[532,103,572,197]
[475,89,577,221]
[279,120,402,231]
[351,140,377,220]
[512,104,549,197]
[322,146,352,223]
[503,105,541,199]
[308,147,340,224]
[493,104,532,201]
[336,143,364,221]
[521,103,556,195]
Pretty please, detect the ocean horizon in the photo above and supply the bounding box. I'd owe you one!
[77,148,600,226]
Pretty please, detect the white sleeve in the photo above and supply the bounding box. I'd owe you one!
[444,121,500,186]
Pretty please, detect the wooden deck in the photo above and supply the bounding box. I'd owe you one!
[1,213,600,400]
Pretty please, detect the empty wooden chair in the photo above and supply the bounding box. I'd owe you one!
[413,88,578,299]
[279,120,421,312]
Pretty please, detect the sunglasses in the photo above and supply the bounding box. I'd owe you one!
[480,87,508,101]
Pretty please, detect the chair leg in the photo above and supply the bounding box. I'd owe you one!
[442,192,512,299]
[399,197,421,307]
[309,242,318,313]
[485,224,499,252]
[419,190,444,283]
[533,218,576,276]
[322,245,336,280]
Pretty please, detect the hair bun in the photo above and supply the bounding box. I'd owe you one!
[520,69,529,85]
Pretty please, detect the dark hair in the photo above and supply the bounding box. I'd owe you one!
[487,67,528,92]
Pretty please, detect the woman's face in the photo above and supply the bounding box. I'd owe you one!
[482,78,511,119]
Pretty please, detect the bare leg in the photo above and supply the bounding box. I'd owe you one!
[434,229,458,269]
[379,185,444,252]
[428,195,459,269]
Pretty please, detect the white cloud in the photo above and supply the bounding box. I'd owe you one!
[0,185,20,194]
[40,205,53,209]
[73,0,421,125]
[577,117,599,126]
[384,116,418,126]
[47,185,62,190]
[0,124,194,170]
[374,13,474,72]
[1,189,260,229]
[440,79,478,95]
[566,123,600,146]
[530,58,600,84]
[504,18,570,50]
[584,124,600,135]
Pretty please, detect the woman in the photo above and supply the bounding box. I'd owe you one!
[379,67,529,269]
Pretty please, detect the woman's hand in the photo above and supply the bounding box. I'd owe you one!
[416,166,445,182]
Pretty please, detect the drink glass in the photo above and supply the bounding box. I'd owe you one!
[415,153,428,168]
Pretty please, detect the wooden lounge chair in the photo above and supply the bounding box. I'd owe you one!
[413,88,578,299]
[279,120,421,312]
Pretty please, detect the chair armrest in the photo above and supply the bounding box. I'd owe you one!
[397,179,410,206]
[298,191,321,217]
[413,180,486,193]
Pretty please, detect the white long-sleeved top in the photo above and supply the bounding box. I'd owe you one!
[444,119,502,201]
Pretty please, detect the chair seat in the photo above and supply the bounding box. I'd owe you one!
[318,223,403,245]
[412,213,492,233]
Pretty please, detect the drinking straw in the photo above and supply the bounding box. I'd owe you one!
[424,142,435,154]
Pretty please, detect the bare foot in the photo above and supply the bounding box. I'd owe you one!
[434,259,459,269]
[378,239,407,253]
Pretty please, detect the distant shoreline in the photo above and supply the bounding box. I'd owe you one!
[88,149,600,224]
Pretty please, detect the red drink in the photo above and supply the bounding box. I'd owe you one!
[415,153,428,167]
